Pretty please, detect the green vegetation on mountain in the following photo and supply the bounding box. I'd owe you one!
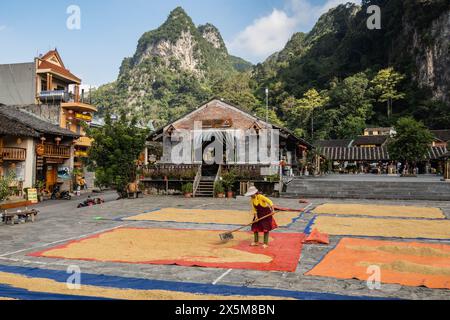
[91,7,256,127]
[92,1,450,140]
[253,0,450,140]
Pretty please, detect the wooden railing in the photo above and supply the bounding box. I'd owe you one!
[44,144,71,159]
[1,148,26,161]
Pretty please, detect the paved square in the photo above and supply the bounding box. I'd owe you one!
[0,193,449,300]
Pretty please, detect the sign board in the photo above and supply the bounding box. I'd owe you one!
[202,119,233,129]
[27,188,38,204]
[75,113,92,122]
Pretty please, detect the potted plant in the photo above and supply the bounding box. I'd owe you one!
[214,181,225,198]
[221,170,237,198]
[182,183,193,198]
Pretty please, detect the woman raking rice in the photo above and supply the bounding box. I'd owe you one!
[245,186,278,249]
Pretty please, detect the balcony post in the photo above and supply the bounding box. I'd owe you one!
[75,85,80,103]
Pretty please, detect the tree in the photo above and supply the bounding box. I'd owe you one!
[0,172,15,202]
[327,72,374,138]
[371,67,405,119]
[285,89,329,140]
[387,117,434,175]
[85,112,149,197]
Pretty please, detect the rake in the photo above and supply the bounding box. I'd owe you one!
[219,212,276,242]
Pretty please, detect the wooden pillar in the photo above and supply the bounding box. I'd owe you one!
[445,159,450,181]
[0,137,3,170]
[46,73,52,90]
[75,85,80,102]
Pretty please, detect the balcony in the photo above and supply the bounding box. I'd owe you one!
[43,144,71,159]
[38,90,70,103]
[1,148,26,161]
[75,136,93,147]
[62,101,97,114]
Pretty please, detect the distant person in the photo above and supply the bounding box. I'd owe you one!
[245,187,278,249]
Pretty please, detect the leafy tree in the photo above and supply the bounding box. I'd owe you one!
[85,112,149,197]
[254,107,285,127]
[212,72,260,111]
[326,72,374,138]
[387,117,434,175]
[370,67,405,119]
[285,89,329,140]
[0,172,15,202]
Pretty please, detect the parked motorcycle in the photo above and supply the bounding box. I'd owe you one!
[51,185,72,200]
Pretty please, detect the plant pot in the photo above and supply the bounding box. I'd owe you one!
[227,191,234,198]
[184,193,193,198]
[217,193,225,198]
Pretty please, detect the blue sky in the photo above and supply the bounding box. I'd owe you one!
[0,0,357,86]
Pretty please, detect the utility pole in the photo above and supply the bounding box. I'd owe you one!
[265,87,269,123]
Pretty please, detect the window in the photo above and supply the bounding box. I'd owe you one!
[41,80,48,91]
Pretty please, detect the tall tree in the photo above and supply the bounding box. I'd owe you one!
[285,89,329,140]
[371,67,405,119]
[85,112,149,197]
[387,117,434,175]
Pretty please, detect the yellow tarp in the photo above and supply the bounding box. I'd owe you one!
[124,208,300,226]
[306,238,450,290]
[313,203,444,219]
[0,271,289,300]
[312,216,450,239]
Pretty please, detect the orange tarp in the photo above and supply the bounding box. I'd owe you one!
[306,238,450,290]
[303,229,330,245]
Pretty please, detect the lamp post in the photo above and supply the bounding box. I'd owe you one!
[265,88,269,123]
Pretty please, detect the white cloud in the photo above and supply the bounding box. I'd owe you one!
[228,0,360,63]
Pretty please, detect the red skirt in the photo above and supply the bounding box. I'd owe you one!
[251,206,278,233]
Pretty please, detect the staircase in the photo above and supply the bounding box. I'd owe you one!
[195,177,215,197]
[193,165,220,198]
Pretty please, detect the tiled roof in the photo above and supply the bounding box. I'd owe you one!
[319,147,390,161]
[431,130,450,142]
[353,135,388,146]
[37,60,81,83]
[315,139,353,148]
[0,105,80,138]
[318,146,447,161]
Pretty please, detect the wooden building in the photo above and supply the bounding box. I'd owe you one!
[0,105,79,192]
[144,99,313,196]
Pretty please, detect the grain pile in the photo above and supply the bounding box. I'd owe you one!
[124,208,299,226]
[311,216,450,239]
[37,228,273,264]
[306,238,450,289]
[313,204,444,219]
[0,271,290,300]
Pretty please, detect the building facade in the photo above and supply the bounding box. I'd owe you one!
[0,106,79,192]
[0,50,97,192]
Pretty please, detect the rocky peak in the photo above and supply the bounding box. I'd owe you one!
[130,6,203,75]
[198,23,227,52]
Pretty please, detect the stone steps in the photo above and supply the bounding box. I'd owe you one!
[283,179,450,200]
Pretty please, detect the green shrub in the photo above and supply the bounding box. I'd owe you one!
[0,172,15,202]
[214,181,224,195]
[182,183,193,194]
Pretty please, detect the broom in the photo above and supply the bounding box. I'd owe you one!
[219,212,276,242]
